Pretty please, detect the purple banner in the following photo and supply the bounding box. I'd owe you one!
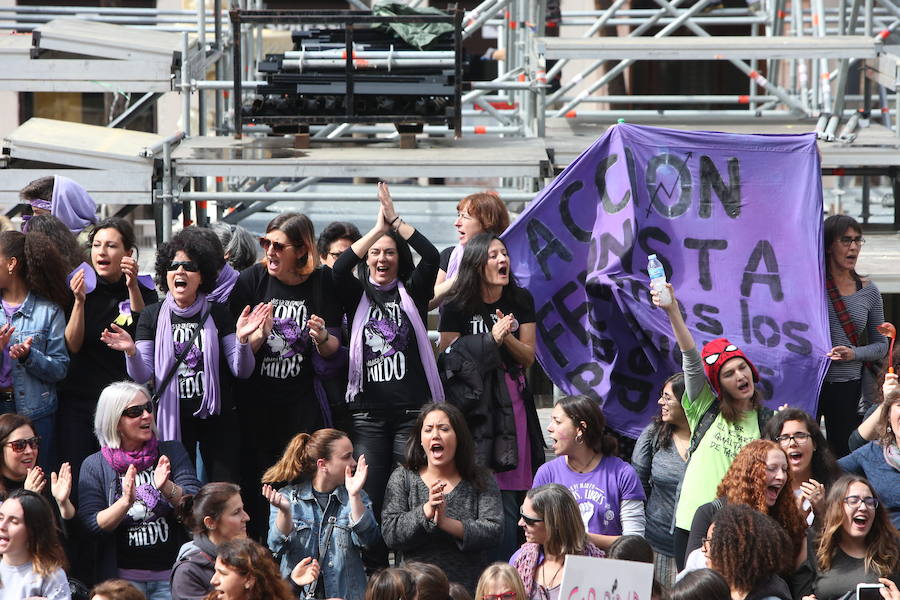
[503,124,831,438]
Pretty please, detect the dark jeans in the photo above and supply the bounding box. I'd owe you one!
[818,379,862,459]
[56,394,100,494]
[179,401,240,483]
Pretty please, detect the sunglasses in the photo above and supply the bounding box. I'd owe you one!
[259,238,295,253]
[167,261,199,272]
[5,436,40,453]
[519,512,544,526]
[122,401,154,419]
[704,344,738,365]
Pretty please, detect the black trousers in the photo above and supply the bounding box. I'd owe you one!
[817,379,862,459]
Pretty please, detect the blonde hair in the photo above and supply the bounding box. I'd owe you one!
[475,563,527,600]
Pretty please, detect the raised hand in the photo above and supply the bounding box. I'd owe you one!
[262,484,290,511]
[50,462,72,505]
[307,314,329,345]
[121,464,137,506]
[121,255,138,288]
[100,324,136,355]
[9,336,32,361]
[153,455,171,491]
[799,478,826,514]
[345,454,368,497]
[377,182,398,227]
[70,269,86,304]
[884,373,899,400]
[237,302,269,343]
[24,466,46,494]
[0,324,15,349]
[291,557,320,587]
[650,282,678,311]
[491,313,516,345]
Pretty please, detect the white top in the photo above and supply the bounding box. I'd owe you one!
[0,561,70,600]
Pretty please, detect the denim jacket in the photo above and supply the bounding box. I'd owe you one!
[0,292,68,419]
[267,480,380,600]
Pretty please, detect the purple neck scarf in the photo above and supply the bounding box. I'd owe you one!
[51,175,97,234]
[445,244,464,279]
[154,292,220,441]
[208,264,239,304]
[101,434,160,474]
[347,277,444,404]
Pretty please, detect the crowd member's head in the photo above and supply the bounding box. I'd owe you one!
[607,535,654,563]
[816,475,899,577]
[547,394,618,459]
[406,403,483,487]
[764,407,839,487]
[0,230,71,309]
[475,563,527,600]
[449,582,473,600]
[90,579,147,600]
[0,413,39,493]
[262,429,356,491]
[653,372,688,448]
[0,489,67,576]
[210,222,259,272]
[26,214,84,271]
[365,567,416,600]
[715,439,807,554]
[317,221,361,268]
[404,562,450,600]
[669,569,731,600]
[355,228,415,290]
[879,381,900,449]
[447,233,520,316]
[824,214,864,278]
[90,217,138,284]
[94,381,156,451]
[186,227,227,274]
[700,337,762,420]
[708,504,790,596]
[455,191,509,246]
[262,213,318,283]
[20,175,97,234]
[154,228,220,307]
[208,538,294,600]
[519,483,587,557]
[179,482,248,546]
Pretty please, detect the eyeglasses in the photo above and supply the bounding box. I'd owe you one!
[5,436,40,453]
[838,235,865,247]
[259,238,295,253]
[659,393,678,404]
[701,537,711,550]
[844,495,879,509]
[775,432,812,445]
[122,401,153,419]
[519,512,544,526]
[167,261,199,272]
[704,344,738,365]
[483,593,516,600]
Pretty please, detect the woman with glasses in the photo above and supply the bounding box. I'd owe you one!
[510,483,603,600]
[78,381,201,596]
[475,563,527,600]
[764,408,840,526]
[799,475,900,600]
[837,381,900,529]
[632,373,690,584]
[332,184,442,540]
[820,215,888,459]
[431,191,509,311]
[228,213,342,537]
[317,221,361,269]
[102,229,264,483]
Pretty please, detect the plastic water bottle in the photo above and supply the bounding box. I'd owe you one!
[648,254,672,307]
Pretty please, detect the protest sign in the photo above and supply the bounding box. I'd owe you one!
[503,123,831,438]
[560,555,654,600]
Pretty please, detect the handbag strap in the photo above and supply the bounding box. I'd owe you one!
[825,274,860,346]
[151,307,212,403]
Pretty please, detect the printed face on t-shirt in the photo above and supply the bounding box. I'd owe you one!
[260,298,309,379]
[363,301,410,384]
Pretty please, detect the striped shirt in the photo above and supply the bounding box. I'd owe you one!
[825,281,887,382]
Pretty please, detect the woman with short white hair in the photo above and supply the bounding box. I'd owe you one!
[78,381,200,598]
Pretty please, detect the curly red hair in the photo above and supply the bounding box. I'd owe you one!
[716,439,807,561]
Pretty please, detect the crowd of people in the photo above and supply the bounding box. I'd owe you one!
[0,174,895,600]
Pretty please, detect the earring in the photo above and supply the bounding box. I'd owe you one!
[576,435,584,444]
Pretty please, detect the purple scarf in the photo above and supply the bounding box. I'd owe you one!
[208,264,239,304]
[513,542,605,597]
[101,434,160,474]
[445,244,464,279]
[154,293,220,441]
[346,277,444,404]
[51,175,97,234]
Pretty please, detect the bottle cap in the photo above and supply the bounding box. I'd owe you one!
[617,118,626,124]
[648,254,657,260]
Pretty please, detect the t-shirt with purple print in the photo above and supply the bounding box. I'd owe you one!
[532,455,645,536]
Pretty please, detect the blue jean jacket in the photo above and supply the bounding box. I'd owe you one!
[0,292,68,419]
[267,480,380,600]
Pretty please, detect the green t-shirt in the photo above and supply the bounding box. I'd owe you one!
[674,383,760,530]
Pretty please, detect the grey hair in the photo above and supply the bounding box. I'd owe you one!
[94,381,155,449]
[210,222,259,272]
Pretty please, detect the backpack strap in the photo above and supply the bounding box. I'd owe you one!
[688,400,720,457]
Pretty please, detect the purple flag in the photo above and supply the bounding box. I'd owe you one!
[503,123,831,438]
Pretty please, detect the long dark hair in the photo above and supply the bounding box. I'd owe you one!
[763,407,840,487]
[90,217,138,252]
[26,214,85,271]
[555,394,618,456]
[652,372,686,450]
[824,214,864,282]
[0,230,71,310]
[7,488,68,577]
[669,569,731,600]
[444,232,523,317]
[404,403,486,489]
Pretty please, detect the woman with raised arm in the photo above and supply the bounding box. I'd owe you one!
[652,282,775,569]
[331,182,442,529]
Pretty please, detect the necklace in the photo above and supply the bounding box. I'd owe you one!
[569,453,600,474]
[541,559,564,590]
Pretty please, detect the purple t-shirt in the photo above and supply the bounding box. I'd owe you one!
[532,455,645,536]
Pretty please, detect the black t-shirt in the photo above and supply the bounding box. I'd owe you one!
[439,287,536,369]
[229,264,341,404]
[59,276,158,401]
[438,246,454,272]
[114,464,179,571]
[136,301,236,413]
